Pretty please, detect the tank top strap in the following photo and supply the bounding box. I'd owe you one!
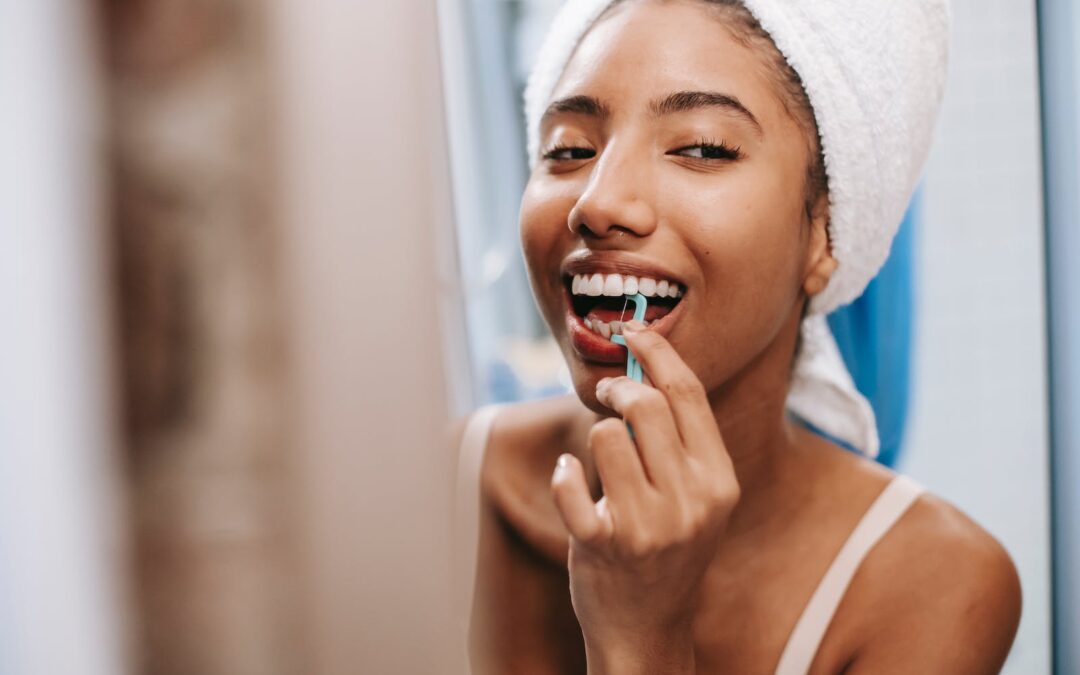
[454,405,503,634]
[775,474,926,675]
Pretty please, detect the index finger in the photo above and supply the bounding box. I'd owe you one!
[622,321,724,455]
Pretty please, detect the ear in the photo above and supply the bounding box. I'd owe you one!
[802,192,837,298]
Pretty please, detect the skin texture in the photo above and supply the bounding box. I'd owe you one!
[463,1,1023,673]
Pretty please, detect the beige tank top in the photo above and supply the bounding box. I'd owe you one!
[454,405,925,675]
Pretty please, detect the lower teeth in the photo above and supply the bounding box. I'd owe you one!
[584,317,652,337]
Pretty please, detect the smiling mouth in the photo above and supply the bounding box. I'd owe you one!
[567,272,685,338]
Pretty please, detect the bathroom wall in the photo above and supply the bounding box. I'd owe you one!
[900,0,1052,672]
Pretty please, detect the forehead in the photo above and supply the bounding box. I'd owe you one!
[550,0,784,126]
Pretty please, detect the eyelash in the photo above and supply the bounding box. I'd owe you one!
[675,137,743,161]
[541,144,596,161]
[540,137,743,162]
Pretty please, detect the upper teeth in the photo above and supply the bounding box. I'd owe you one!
[571,273,682,298]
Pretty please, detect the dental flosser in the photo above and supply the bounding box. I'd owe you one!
[609,292,648,382]
[609,293,648,439]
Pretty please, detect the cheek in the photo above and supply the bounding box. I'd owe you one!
[519,176,578,244]
[518,177,577,322]
[519,181,560,284]
[660,166,808,378]
[679,171,806,303]
[518,185,552,270]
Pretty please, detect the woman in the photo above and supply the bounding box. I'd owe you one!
[455,1,1022,672]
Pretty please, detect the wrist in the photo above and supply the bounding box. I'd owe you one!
[584,628,696,675]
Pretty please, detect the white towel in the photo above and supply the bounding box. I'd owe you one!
[523,0,950,456]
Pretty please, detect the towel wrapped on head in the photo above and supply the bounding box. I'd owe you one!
[523,0,951,457]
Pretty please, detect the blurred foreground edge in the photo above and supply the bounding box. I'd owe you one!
[104,0,462,672]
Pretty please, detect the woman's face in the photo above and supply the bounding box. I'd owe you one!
[520,0,831,412]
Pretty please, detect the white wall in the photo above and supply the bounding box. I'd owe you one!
[900,1,1052,672]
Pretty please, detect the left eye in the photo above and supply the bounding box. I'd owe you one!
[672,142,742,161]
[543,146,596,161]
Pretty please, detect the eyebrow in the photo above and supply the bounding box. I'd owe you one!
[650,90,762,136]
[540,90,763,137]
[540,94,612,127]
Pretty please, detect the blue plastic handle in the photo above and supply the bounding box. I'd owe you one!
[609,293,648,438]
[610,293,647,383]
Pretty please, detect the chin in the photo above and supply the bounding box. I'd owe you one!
[564,357,623,415]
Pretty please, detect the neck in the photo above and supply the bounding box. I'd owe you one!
[706,363,806,536]
[706,305,812,535]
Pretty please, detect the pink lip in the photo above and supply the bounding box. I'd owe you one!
[563,284,687,366]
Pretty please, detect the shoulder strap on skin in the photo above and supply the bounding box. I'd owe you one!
[454,405,503,638]
[775,474,926,675]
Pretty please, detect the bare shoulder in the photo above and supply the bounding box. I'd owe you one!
[464,395,589,563]
[485,395,584,451]
[449,395,582,467]
[479,395,587,491]
[463,397,589,674]
[841,482,1022,674]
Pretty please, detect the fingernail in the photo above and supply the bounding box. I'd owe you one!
[623,320,646,333]
[553,454,571,481]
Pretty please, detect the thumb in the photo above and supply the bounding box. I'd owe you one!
[550,454,610,547]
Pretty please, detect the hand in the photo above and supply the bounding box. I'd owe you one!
[550,321,741,674]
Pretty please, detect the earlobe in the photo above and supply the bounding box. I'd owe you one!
[802,197,837,298]
[804,251,838,298]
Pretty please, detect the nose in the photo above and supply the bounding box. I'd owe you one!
[567,140,657,240]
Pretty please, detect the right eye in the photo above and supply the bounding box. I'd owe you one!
[542,145,596,161]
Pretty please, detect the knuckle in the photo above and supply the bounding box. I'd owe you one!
[622,531,658,559]
[577,521,606,546]
[597,416,626,436]
[701,485,724,510]
[718,479,742,508]
[635,330,663,349]
[707,481,741,514]
[682,479,738,523]
[678,496,710,532]
[673,523,698,547]
[589,418,626,447]
[627,389,665,417]
[664,508,700,545]
[689,461,740,509]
